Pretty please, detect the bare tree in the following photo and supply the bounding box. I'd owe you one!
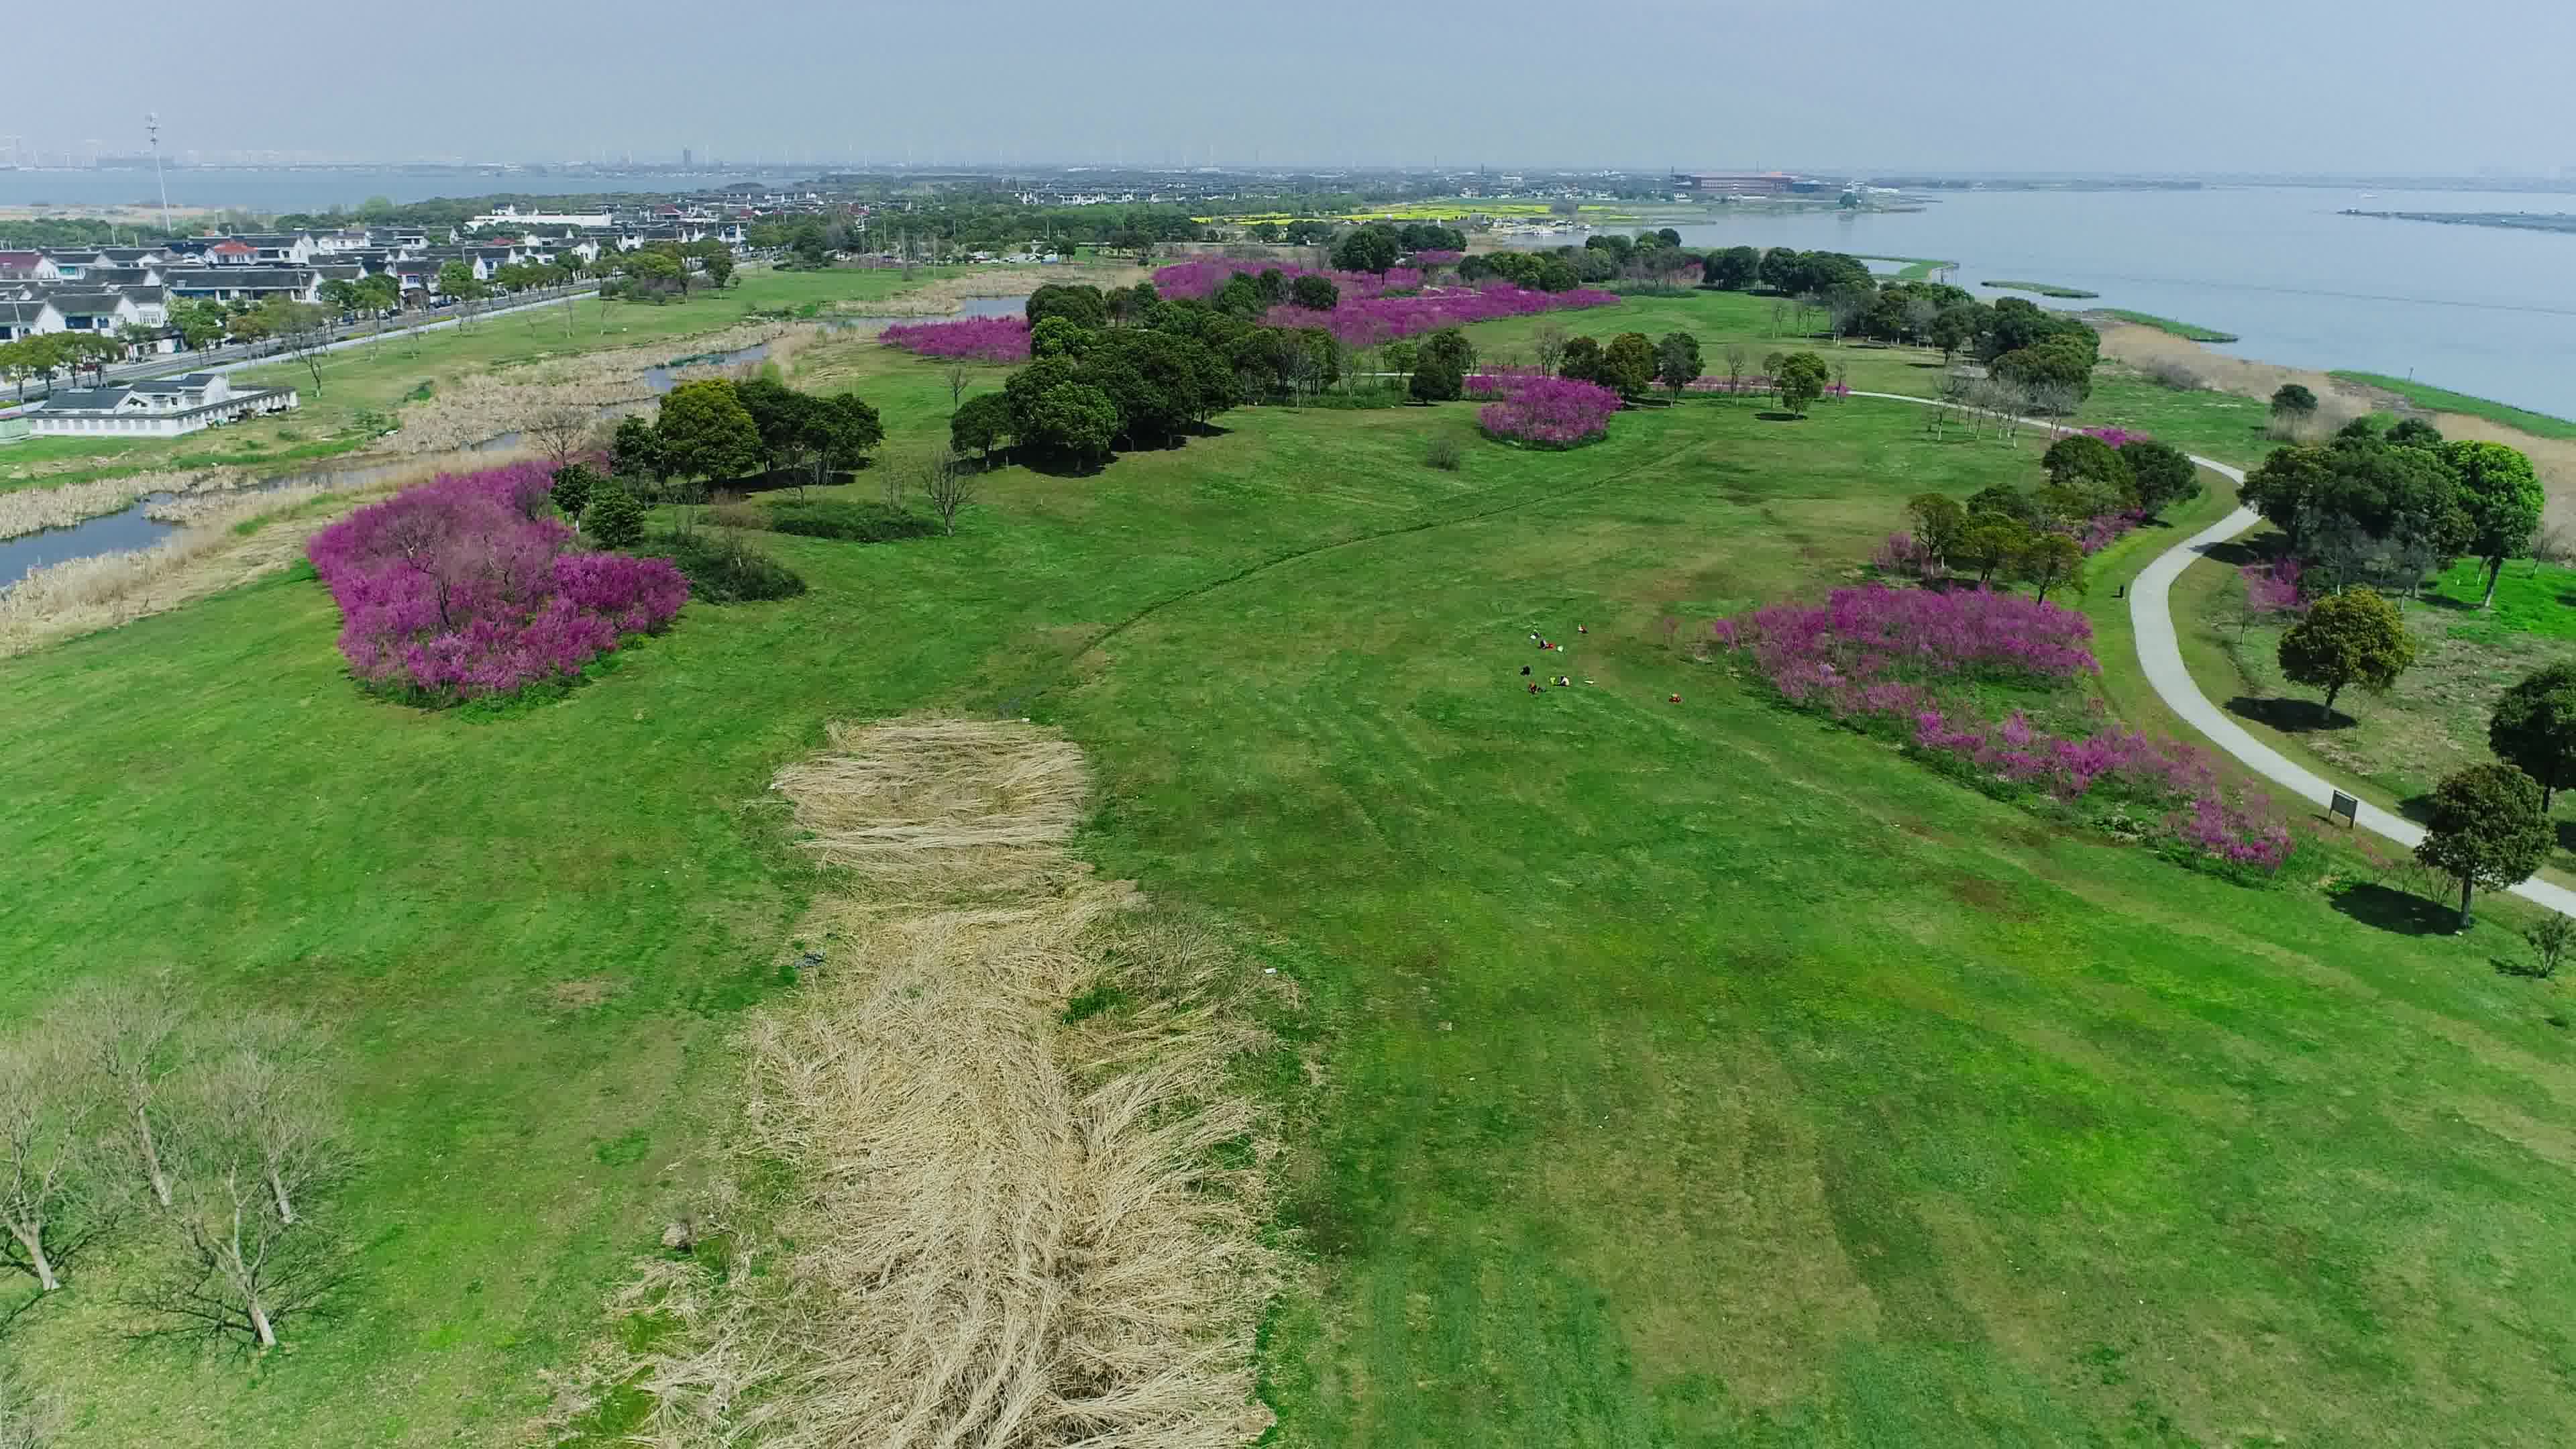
[1533,323,1569,378]
[131,1154,343,1351]
[0,1040,110,1295]
[195,1021,345,1228]
[945,364,969,411]
[526,405,596,471]
[1723,345,1748,400]
[49,975,186,1210]
[918,445,977,537]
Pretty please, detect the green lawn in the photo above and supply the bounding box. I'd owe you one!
[9,290,2576,1446]
[2331,372,2576,441]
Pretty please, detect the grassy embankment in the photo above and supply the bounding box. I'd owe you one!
[2098,309,2241,343]
[2331,372,2576,443]
[1984,279,2101,299]
[1854,254,1960,280]
[0,266,975,495]
[10,286,2576,1445]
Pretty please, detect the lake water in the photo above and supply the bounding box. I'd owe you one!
[1660,186,2576,419]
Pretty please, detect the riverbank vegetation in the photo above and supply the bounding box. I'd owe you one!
[2331,371,2576,442]
[2098,309,2241,343]
[1984,278,2102,299]
[15,268,2576,1447]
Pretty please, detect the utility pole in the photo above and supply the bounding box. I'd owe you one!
[147,113,172,235]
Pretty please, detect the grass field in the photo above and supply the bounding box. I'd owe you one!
[11,286,2576,1446]
[1982,280,2101,299]
[1855,254,1961,280]
[2330,372,2576,441]
[2098,309,2241,343]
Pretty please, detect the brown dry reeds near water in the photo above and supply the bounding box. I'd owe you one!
[564,719,1285,1449]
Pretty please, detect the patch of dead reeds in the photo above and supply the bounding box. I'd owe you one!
[0,468,235,541]
[564,718,1283,1449]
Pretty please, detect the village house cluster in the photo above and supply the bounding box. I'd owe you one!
[0,203,755,439]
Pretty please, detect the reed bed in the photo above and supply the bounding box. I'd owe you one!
[0,469,232,541]
[570,718,1283,1449]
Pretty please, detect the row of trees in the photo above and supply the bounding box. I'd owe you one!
[957,323,1240,467]
[2239,417,2542,604]
[1890,434,2206,600]
[610,377,885,496]
[0,975,347,1353]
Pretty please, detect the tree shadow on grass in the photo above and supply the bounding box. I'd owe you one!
[1755,411,1809,423]
[2398,793,2440,826]
[2330,881,2457,936]
[2226,695,2351,733]
[2198,538,2265,568]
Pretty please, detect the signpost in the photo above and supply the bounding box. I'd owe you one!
[2328,790,2360,828]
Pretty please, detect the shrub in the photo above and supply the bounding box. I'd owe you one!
[583,480,647,549]
[1425,435,1464,472]
[647,527,807,603]
[549,462,599,521]
[764,500,938,543]
[307,462,687,704]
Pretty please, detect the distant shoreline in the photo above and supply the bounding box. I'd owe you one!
[2341,209,2576,235]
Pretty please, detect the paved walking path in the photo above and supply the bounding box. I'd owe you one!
[1847,390,2576,918]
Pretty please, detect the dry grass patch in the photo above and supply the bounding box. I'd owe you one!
[565,718,1283,1449]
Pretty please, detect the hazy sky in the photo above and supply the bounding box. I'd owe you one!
[15,0,2576,175]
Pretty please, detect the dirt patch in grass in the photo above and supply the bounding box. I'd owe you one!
[567,717,1285,1448]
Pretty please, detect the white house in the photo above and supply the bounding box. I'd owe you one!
[163,268,322,303]
[0,300,66,341]
[28,372,299,439]
[37,292,144,334]
[0,252,62,281]
[472,203,613,229]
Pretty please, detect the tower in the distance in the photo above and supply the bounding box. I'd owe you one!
[146,113,172,234]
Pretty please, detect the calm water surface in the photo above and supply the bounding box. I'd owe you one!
[1664,186,2576,417]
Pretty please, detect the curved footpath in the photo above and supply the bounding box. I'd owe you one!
[1847,390,2576,918]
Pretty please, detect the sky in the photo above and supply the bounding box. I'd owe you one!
[10,0,2575,176]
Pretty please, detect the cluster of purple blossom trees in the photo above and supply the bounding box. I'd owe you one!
[1467,370,1622,447]
[1713,586,2292,871]
[1150,257,1616,349]
[879,315,1031,363]
[307,462,688,704]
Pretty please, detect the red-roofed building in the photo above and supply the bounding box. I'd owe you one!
[207,239,258,266]
[0,251,58,280]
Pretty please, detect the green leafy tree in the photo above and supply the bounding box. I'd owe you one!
[1929,304,1980,364]
[2016,533,2088,602]
[1904,493,1970,574]
[435,260,477,301]
[800,392,885,490]
[2041,435,2135,502]
[1557,335,1603,384]
[1600,333,1656,397]
[549,463,599,521]
[1409,358,1464,403]
[1029,316,1093,360]
[610,415,668,486]
[2270,383,2318,424]
[654,380,766,484]
[1026,282,1110,331]
[582,480,647,549]
[2387,417,2445,450]
[688,241,735,288]
[1024,382,1120,466]
[1418,327,1475,380]
[1955,515,2031,586]
[2415,763,2554,928]
[951,390,1014,462]
[2277,587,2414,716]
[2489,662,2576,810]
[1654,331,1703,399]
[1329,225,1401,274]
[2444,439,2544,607]
[1774,352,1831,415]
[1702,246,1761,290]
[2118,440,2202,519]
[1289,274,1340,311]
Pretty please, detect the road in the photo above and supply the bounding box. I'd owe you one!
[1846,390,2576,919]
